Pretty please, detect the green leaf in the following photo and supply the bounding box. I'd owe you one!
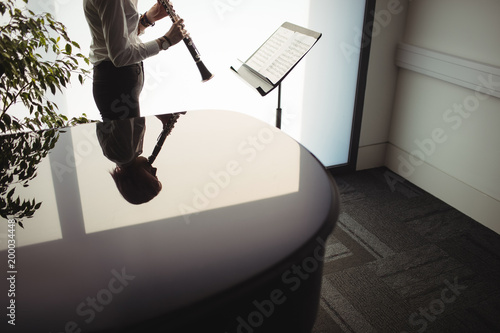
[49,82,56,95]
[3,114,11,126]
[0,0,91,133]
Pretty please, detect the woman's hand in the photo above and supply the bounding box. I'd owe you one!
[164,19,187,46]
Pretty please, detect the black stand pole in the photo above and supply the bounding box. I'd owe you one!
[276,83,282,129]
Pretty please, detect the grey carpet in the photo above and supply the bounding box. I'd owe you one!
[313,167,500,333]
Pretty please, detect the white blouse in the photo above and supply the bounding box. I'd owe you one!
[83,0,160,67]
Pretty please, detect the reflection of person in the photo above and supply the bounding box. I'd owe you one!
[96,117,161,204]
[96,113,185,204]
[83,0,187,121]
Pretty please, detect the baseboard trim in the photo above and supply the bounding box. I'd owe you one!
[356,143,387,171]
[385,144,500,235]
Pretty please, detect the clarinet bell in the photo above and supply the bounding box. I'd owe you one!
[197,61,214,82]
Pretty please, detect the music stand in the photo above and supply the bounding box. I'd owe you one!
[231,22,322,128]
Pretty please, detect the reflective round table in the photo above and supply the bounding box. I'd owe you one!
[1,110,339,332]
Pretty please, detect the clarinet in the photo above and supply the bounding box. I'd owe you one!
[158,0,214,82]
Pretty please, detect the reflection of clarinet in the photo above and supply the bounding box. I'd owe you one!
[158,0,214,82]
[148,129,168,165]
[148,113,183,165]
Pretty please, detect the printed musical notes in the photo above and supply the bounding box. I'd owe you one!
[245,26,318,84]
[231,22,321,96]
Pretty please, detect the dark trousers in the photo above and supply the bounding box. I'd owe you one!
[92,61,144,121]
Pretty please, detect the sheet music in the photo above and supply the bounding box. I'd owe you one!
[246,27,317,84]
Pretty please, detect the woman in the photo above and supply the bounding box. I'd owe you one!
[83,0,186,121]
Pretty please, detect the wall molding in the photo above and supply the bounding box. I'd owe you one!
[385,143,500,235]
[396,43,500,99]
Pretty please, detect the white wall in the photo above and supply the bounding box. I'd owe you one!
[356,0,409,170]
[384,0,500,233]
